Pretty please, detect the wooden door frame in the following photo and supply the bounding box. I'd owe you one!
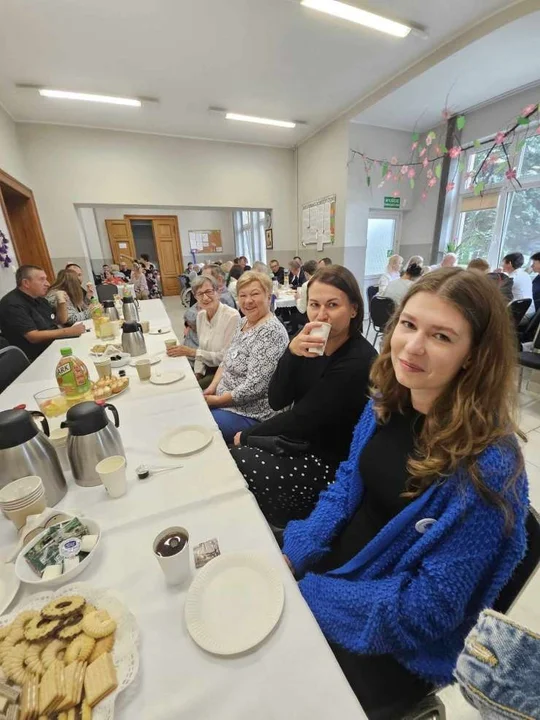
[0,167,54,280]
[124,214,184,271]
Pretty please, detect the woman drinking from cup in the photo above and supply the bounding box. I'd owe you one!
[282,268,529,720]
[231,265,377,527]
[47,270,93,326]
[167,276,239,389]
[203,271,289,443]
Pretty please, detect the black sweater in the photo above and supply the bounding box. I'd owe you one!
[240,333,377,465]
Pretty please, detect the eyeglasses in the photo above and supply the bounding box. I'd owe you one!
[195,289,216,299]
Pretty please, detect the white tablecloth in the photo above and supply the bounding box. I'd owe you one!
[275,291,297,309]
[0,299,368,720]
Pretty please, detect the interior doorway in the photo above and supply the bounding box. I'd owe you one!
[363,210,401,306]
[0,168,54,279]
[105,214,183,296]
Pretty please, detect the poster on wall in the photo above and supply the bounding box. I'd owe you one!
[301,195,336,249]
[188,230,223,253]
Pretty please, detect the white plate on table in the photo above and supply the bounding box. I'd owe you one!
[110,352,131,368]
[185,552,284,655]
[129,354,162,367]
[159,425,213,456]
[149,326,171,335]
[0,563,21,615]
[150,371,185,386]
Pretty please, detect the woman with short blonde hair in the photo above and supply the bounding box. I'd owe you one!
[283,268,528,719]
[378,254,403,294]
[203,271,288,442]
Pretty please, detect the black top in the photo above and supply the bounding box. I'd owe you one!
[289,270,306,289]
[272,267,285,285]
[240,333,377,465]
[533,274,540,313]
[314,407,424,573]
[0,288,58,361]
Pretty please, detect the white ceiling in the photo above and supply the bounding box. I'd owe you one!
[353,10,540,132]
[0,0,524,147]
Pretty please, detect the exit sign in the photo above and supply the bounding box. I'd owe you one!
[384,196,401,209]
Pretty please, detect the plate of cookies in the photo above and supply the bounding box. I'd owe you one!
[0,583,139,719]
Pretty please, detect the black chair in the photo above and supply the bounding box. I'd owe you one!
[370,296,395,347]
[365,285,379,336]
[0,346,30,393]
[508,298,532,329]
[406,507,540,720]
[518,308,540,345]
[96,284,118,303]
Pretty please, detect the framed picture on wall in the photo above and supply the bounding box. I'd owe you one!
[265,229,273,250]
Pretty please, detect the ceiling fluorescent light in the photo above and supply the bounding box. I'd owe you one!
[39,89,141,107]
[225,113,296,129]
[301,0,412,37]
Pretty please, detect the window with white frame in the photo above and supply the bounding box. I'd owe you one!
[453,133,540,267]
[233,210,267,264]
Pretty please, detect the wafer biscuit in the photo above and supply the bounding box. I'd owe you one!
[38,660,62,715]
[84,652,117,708]
[81,699,92,720]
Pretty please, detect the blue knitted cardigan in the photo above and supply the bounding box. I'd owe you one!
[283,401,529,686]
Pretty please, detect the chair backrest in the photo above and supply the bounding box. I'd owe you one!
[520,308,540,344]
[367,285,379,304]
[96,284,118,303]
[508,298,532,328]
[493,507,540,614]
[370,296,395,331]
[0,346,30,393]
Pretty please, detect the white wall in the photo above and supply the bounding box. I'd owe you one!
[17,123,296,272]
[90,205,235,270]
[461,86,540,144]
[0,105,27,184]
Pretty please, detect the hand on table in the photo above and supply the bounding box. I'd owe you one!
[67,322,86,337]
[233,432,242,446]
[289,322,325,357]
[167,345,195,358]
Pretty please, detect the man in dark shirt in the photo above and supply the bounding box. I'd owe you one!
[0,265,85,362]
[288,259,306,289]
[269,259,285,285]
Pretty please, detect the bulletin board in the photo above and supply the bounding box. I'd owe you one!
[301,195,336,249]
[188,229,223,254]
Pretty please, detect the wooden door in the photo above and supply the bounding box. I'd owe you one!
[151,217,183,296]
[105,220,137,266]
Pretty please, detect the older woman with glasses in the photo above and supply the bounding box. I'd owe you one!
[167,276,239,388]
[203,271,289,443]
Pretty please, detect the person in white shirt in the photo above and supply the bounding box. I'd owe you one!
[502,252,533,305]
[383,263,423,305]
[430,253,457,271]
[167,276,239,388]
[378,254,403,294]
[296,260,319,314]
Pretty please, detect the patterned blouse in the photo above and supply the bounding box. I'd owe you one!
[217,314,289,421]
[46,292,92,326]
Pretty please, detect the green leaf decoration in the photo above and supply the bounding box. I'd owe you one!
[440,144,448,154]
[435,164,442,179]
[412,132,419,142]
[474,181,485,196]
[517,138,526,151]
[456,115,466,130]
[367,175,371,187]
[517,116,529,126]
[473,139,482,149]
[427,130,437,140]
[381,162,388,178]
[458,158,465,172]
[409,178,415,189]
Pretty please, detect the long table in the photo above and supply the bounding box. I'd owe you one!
[0,300,367,719]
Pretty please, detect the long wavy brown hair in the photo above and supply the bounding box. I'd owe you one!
[370,267,525,527]
[49,269,85,310]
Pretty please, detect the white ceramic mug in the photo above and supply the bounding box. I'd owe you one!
[95,455,127,498]
[308,322,332,355]
[153,526,190,586]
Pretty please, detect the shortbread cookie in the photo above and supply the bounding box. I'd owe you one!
[81,698,93,720]
[65,634,94,664]
[82,604,96,617]
[42,639,67,670]
[42,596,86,620]
[25,641,46,676]
[0,623,12,640]
[3,640,30,685]
[24,615,60,642]
[88,632,115,663]
[81,610,116,640]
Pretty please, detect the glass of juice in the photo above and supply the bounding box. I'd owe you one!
[34,388,69,429]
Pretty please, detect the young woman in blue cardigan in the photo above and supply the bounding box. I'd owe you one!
[282,267,529,720]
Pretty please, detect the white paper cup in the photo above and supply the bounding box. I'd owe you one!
[49,427,70,473]
[308,322,332,355]
[140,320,150,333]
[95,455,127,498]
[135,358,151,381]
[94,357,112,379]
[153,526,190,586]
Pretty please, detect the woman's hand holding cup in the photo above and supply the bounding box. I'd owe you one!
[289,322,328,358]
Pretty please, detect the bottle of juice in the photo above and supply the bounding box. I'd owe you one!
[56,347,92,399]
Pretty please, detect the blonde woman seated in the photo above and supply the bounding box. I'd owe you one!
[46,270,92,326]
[131,262,149,300]
[378,254,403,294]
[167,276,239,388]
[383,262,423,305]
[203,271,289,443]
